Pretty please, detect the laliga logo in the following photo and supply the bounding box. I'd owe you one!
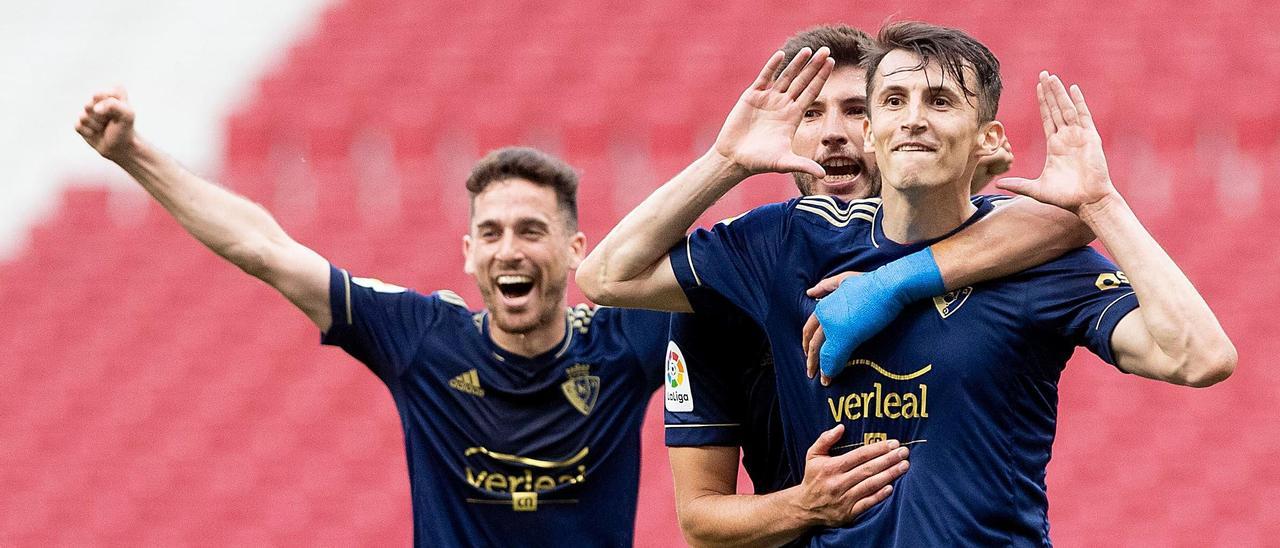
[665,341,693,412]
[666,350,686,388]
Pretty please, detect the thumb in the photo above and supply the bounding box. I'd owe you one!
[994,176,1037,198]
[776,154,825,179]
[807,271,861,298]
[806,423,845,460]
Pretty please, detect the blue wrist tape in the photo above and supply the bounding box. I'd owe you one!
[815,247,945,378]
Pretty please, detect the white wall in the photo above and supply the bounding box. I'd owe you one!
[0,0,335,257]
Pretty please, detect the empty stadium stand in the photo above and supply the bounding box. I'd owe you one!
[3,0,1277,544]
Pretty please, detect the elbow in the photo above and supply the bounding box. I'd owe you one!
[225,239,279,281]
[575,256,617,305]
[675,500,724,548]
[1174,341,1238,388]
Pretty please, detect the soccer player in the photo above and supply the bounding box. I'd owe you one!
[660,24,1042,547]
[75,91,670,545]
[581,21,1235,546]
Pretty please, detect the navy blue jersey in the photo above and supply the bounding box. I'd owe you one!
[321,265,668,547]
[664,294,795,495]
[668,195,1141,546]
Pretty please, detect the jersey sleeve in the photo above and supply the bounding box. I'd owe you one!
[320,264,443,382]
[1024,248,1141,366]
[667,201,792,323]
[616,307,674,390]
[663,299,764,447]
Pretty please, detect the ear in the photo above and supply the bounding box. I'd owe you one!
[863,117,875,154]
[566,231,587,270]
[462,234,475,275]
[976,119,1005,158]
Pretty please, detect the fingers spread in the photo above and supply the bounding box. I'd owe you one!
[1040,72,1067,130]
[786,47,831,100]
[752,51,786,91]
[772,47,813,93]
[795,57,835,106]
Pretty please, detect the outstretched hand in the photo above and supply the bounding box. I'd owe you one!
[75,88,139,163]
[712,47,834,178]
[996,72,1115,212]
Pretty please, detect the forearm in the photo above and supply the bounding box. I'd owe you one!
[113,137,299,279]
[933,197,1094,290]
[678,487,813,548]
[578,150,747,306]
[1080,192,1235,385]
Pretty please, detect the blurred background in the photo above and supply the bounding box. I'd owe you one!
[2,0,1277,545]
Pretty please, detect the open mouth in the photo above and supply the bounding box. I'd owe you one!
[496,274,535,299]
[819,156,864,181]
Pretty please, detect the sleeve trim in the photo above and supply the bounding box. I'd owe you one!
[341,268,353,325]
[664,423,742,428]
[1095,291,1137,331]
[685,235,702,287]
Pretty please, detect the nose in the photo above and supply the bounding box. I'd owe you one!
[819,108,850,149]
[901,100,927,134]
[494,231,523,262]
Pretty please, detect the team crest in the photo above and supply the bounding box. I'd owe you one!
[561,363,600,416]
[933,286,973,319]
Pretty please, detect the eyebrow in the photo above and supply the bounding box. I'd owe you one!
[877,83,968,98]
[473,217,552,231]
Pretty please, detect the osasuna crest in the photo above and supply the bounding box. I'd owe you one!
[933,286,973,319]
[561,363,600,416]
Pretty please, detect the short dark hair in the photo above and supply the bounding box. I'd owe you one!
[465,147,579,229]
[779,24,876,74]
[865,21,1002,122]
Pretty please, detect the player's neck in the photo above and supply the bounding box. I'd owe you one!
[489,309,568,358]
[879,179,976,244]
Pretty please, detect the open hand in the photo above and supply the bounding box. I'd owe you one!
[996,72,1115,212]
[712,47,834,178]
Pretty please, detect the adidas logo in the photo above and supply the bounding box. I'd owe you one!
[449,369,485,397]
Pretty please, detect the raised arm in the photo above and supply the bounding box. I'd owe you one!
[671,426,907,548]
[997,72,1235,386]
[577,48,834,311]
[76,89,332,330]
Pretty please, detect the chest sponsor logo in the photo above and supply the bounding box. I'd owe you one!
[665,341,693,412]
[827,359,932,423]
[561,363,600,416]
[449,369,485,397]
[463,446,590,510]
[933,286,973,319]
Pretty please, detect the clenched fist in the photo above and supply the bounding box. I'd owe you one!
[75,88,139,163]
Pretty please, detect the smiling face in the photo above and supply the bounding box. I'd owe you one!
[864,48,1003,193]
[463,178,585,336]
[792,65,880,200]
